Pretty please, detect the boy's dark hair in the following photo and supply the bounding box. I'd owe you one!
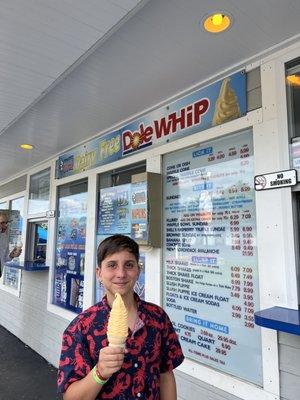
[97,234,139,266]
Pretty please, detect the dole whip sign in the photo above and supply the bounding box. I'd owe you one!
[56,71,246,179]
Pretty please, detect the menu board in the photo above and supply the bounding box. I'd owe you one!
[163,130,262,385]
[98,184,131,235]
[1,205,24,289]
[3,267,19,289]
[98,182,148,242]
[131,182,147,241]
[8,210,22,248]
[54,190,87,313]
[3,209,22,289]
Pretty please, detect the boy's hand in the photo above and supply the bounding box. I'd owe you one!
[97,346,125,380]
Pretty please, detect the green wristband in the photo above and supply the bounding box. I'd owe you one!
[91,366,108,385]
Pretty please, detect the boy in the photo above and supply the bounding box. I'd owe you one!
[58,234,184,399]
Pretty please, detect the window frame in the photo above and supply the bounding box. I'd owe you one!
[27,167,51,216]
[286,57,300,302]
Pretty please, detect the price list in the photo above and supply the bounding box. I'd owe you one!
[98,184,131,235]
[163,130,262,385]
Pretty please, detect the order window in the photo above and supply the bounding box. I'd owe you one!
[95,162,146,303]
[287,58,300,302]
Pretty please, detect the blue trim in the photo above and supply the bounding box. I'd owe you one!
[254,306,300,335]
[5,261,49,272]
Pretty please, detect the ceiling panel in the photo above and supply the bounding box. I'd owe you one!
[0,0,300,183]
[0,0,146,135]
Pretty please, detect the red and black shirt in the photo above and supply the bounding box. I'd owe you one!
[57,294,184,399]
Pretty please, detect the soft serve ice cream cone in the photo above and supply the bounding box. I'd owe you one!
[212,78,240,126]
[107,293,128,348]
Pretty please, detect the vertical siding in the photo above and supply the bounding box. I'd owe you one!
[176,370,242,400]
[0,271,68,367]
[247,67,262,111]
[279,332,300,400]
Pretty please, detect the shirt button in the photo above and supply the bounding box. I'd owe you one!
[137,393,141,398]
[134,363,138,368]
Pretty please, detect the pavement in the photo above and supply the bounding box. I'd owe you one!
[0,325,62,400]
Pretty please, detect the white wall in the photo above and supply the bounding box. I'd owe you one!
[279,333,300,400]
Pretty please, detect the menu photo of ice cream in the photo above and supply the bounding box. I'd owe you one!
[212,77,241,126]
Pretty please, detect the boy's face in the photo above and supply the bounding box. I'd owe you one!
[96,250,140,300]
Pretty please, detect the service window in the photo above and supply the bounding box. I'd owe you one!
[95,162,146,302]
[287,58,300,300]
[26,221,48,264]
[162,129,262,385]
[53,179,88,313]
[28,168,51,215]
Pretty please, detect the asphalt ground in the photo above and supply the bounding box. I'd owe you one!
[0,325,62,400]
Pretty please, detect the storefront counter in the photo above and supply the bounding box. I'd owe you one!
[5,261,49,272]
[255,307,300,336]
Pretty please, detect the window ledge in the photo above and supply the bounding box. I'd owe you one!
[254,306,300,335]
[5,261,49,271]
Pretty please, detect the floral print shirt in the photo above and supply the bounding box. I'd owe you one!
[57,294,184,399]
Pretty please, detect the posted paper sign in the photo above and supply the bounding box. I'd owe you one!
[98,184,131,235]
[54,190,87,313]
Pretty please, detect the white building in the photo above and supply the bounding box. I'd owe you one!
[0,2,300,400]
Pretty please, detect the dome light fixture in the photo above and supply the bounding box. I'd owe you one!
[202,12,232,33]
[20,143,34,150]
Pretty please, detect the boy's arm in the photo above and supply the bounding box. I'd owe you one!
[160,370,177,400]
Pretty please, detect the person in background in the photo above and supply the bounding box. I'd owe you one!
[58,234,184,400]
[0,211,22,277]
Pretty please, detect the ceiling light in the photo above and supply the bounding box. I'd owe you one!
[20,143,34,150]
[286,74,300,86]
[202,12,232,33]
[212,14,223,26]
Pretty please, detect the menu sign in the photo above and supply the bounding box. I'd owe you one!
[131,181,148,241]
[3,209,22,289]
[98,184,131,235]
[3,266,19,289]
[8,210,22,246]
[98,182,148,242]
[163,130,262,385]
